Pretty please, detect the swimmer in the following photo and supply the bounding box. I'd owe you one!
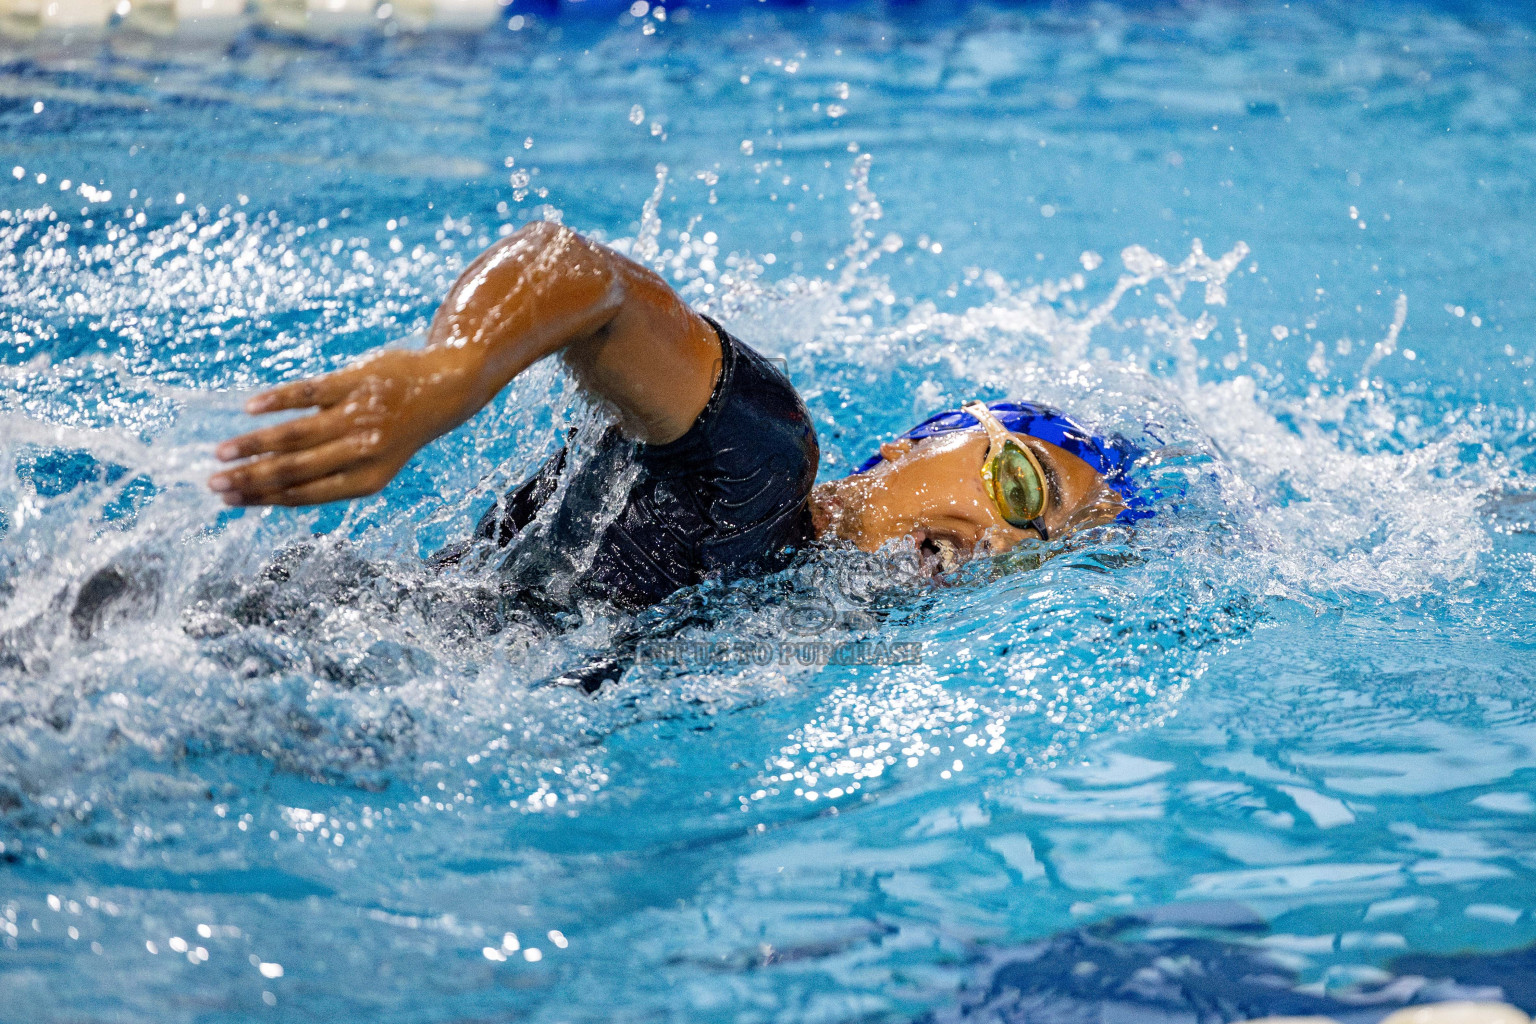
[209,223,1143,612]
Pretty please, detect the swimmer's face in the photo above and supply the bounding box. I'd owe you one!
[811,429,1124,562]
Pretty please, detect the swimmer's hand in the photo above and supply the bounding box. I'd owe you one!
[209,221,721,507]
[208,349,471,506]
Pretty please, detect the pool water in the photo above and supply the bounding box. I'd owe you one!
[2,1,1535,1020]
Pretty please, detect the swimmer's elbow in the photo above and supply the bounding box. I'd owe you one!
[510,221,606,273]
[511,221,629,319]
[508,218,572,250]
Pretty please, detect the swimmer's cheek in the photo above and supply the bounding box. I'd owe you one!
[975,526,1020,555]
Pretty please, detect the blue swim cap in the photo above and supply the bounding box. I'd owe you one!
[852,400,1154,524]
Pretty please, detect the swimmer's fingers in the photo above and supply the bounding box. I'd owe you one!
[261,467,395,508]
[211,435,391,505]
[243,368,359,415]
[214,405,350,462]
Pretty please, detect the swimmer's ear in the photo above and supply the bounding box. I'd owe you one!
[879,439,915,463]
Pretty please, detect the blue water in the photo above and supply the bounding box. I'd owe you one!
[2,2,1535,1020]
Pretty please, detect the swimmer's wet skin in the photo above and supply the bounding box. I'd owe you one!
[209,223,1130,609]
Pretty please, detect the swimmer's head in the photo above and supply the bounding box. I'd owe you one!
[810,401,1146,563]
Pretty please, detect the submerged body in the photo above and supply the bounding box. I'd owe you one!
[210,223,1130,607]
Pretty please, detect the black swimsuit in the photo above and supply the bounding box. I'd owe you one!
[456,317,819,612]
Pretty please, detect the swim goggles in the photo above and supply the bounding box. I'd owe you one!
[961,400,1052,539]
[852,400,1156,526]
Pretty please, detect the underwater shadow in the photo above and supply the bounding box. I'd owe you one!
[922,906,1533,1024]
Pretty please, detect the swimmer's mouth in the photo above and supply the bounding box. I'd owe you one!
[913,532,964,576]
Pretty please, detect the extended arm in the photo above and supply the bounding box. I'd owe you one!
[209,222,720,506]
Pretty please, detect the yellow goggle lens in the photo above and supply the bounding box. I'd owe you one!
[990,443,1047,526]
